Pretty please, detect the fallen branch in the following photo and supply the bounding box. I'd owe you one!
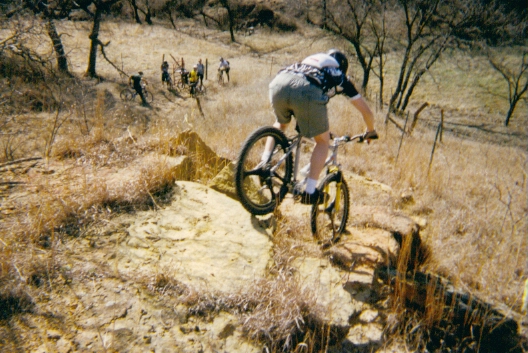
[0,181,25,185]
[386,114,405,132]
[0,157,42,168]
[408,102,429,135]
[98,40,128,78]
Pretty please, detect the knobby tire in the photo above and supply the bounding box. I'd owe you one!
[311,171,349,245]
[144,91,154,103]
[235,126,293,215]
[120,89,134,101]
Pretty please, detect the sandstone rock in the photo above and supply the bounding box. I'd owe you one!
[208,161,237,200]
[118,181,273,293]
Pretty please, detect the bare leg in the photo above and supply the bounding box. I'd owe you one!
[308,131,330,181]
[262,121,288,161]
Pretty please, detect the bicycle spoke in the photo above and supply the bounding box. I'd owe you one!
[235,127,293,215]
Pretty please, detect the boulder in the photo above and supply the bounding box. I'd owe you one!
[117,181,273,293]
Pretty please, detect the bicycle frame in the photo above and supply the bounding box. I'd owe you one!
[269,131,364,195]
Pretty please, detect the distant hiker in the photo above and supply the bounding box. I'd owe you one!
[218,57,230,82]
[129,71,147,104]
[196,58,205,87]
[161,61,170,87]
[189,65,199,95]
[178,64,189,85]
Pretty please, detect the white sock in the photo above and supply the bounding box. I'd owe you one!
[305,178,317,194]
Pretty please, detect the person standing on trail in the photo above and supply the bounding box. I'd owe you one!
[189,65,199,95]
[196,58,205,87]
[264,49,378,204]
[161,61,170,87]
[129,71,147,105]
[218,57,230,82]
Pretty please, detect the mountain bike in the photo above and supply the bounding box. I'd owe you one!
[162,72,173,90]
[217,70,225,85]
[234,125,371,244]
[120,84,154,103]
[174,69,189,90]
[190,83,206,98]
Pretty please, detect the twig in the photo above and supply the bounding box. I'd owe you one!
[439,109,444,143]
[98,40,128,77]
[428,122,442,175]
[395,112,410,163]
[145,183,161,210]
[409,102,429,135]
[386,113,405,132]
[0,157,42,168]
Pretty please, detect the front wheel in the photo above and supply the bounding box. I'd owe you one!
[144,91,154,103]
[311,171,349,245]
[235,126,293,215]
[197,85,206,96]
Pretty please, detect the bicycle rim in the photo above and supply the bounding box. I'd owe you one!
[235,126,292,215]
[145,91,154,103]
[120,89,132,101]
[311,172,349,245]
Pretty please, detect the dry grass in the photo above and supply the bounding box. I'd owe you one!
[0,14,526,351]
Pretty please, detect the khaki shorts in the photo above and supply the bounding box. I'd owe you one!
[269,72,329,138]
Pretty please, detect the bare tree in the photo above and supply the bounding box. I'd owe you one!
[218,0,235,42]
[326,0,379,91]
[128,0,154,25]
[84,0,120,78]
[387,0,449,114]
[488,49,528,126]
[388,0,516,114]
[4,0,75,74]
[128,0,143,23]
[370,1,389,106]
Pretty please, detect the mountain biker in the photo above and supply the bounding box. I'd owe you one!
[196,58,205,87]
[161,61,170,87]
[218,57,230,82]
[266,49,378,204]
[129,71,147,104]
[177,64,189,85]
[189,65,199,95]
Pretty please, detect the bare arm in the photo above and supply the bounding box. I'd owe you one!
[350,97,375,131]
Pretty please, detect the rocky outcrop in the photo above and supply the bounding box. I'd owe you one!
[2,131,524,353]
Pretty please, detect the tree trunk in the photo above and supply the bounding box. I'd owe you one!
[129,0,142,24]
[86,7,102,78]
[145,0,152,25]
[46,17,69,73]
[322,0,326,29]
[219,0,235,42]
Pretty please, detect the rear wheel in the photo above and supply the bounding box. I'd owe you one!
[311,171,349,245]
[144,91,154,103]
[235,126,293,215]
[120,88,133,101]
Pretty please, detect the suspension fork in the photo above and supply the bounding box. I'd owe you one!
[324,168,342,211]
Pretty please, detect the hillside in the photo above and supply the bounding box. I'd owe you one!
[0,12,527,353]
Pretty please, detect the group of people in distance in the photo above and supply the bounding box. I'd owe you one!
[128,57,231,104]
[161,57,230,90]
